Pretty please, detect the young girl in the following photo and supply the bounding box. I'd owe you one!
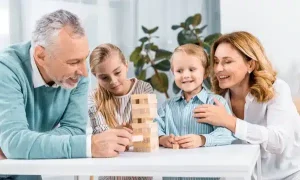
[88,43,153,180]
[155,44,236,180]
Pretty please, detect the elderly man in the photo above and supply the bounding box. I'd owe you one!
[0,9,132,180]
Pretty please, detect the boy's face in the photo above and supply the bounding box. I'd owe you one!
[172,52,206,96]
[95,53,129,96]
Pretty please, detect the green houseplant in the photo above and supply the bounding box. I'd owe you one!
[130,13,221,98]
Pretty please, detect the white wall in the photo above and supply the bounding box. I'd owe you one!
[220,0,300,96]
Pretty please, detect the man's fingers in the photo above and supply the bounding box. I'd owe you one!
[117,136,131,146]
[114,129,132,140]
[123,127,133,134]
[113,143,126,153]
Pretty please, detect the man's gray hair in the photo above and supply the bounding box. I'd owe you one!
[31,9,85,48]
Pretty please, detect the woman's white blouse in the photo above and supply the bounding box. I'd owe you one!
[224,79,300,180]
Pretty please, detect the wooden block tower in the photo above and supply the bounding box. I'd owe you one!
[131,94,159,152]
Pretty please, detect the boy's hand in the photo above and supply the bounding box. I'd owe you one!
[175,134,205,149]
[159,134,176,148]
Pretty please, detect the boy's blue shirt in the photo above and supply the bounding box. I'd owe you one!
[154,87,236,147]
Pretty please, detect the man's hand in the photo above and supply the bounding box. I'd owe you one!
[0,148,6,160]
[92,129,132,158]
[159,134,175,148]
[175,134,205,149]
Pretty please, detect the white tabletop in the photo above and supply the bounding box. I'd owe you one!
[0,144,260,178]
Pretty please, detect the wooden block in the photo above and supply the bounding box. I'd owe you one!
[133,141,159,152]
[172,143,179,149]
[132,103,157,109]
[132,108,157,119]
[132,118,154,124]
[131,94,157,104]
[131,122,157,129]
[132,135,143,142]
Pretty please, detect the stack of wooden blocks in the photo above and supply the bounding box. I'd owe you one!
[131,94,159,152]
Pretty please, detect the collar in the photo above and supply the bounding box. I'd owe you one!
[174,87,209,104]
[30,48,59,88]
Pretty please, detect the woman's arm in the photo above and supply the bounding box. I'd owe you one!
[234,82,296,154]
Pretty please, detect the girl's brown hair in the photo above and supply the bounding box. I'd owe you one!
[89,43,127,127]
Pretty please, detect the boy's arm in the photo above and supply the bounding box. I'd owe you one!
[0,67,86,159]
[201,96,236,147]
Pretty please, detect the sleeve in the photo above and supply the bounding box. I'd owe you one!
[46,77,89,136]
[202,96,236,147]
[234,81,296,154]
[142,81,154,94]
[0,66,86,159]
[88,92,109,134]
[154,102,167,137]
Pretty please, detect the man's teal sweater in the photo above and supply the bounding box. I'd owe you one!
[0,42,88,159]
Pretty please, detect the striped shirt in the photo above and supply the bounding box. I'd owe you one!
[88,78,154,134]
[154,88,236,180]
[88,78,153,180]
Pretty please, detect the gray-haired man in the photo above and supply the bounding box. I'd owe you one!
[0,9,132,180]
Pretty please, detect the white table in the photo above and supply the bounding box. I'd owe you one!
[0,144,261,180]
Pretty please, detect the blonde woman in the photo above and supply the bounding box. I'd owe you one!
[89,43,153,180]
[194,31,300,180]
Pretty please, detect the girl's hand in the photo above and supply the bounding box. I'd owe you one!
[175,134,205,148]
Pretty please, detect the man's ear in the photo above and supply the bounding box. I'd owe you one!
[33,46,46,67]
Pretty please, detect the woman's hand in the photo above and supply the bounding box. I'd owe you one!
[175,134,205,148]
[193,98,236,132]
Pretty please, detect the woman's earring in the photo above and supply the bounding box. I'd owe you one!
[248,70,251,74]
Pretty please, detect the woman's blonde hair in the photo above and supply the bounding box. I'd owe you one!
[89,43,127,128]
[171,44,209,76]
[210,31,277,102]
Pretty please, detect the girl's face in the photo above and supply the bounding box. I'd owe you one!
[95,53,129,96]
[172,52,206,97]
[213,43,252,90]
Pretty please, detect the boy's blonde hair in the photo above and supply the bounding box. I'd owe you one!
[210,31,277,102]
[89,43,126,128]
[171,44,209,76]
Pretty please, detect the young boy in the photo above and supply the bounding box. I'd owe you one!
[155,44,236,180]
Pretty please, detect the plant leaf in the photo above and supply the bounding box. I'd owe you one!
[142,26,149,34]
[130,47,142,65]
[148,26,159,34]
[139,37,149,43]
[172,81,181,94]
[177,30,198,45]
[136,69,146,80]
[134,58,145,75]
[151,72,168,93]
[185,16,193,29]
[195,25,207,34]
[171,25,181,30]
[154,49,172,61]
[204,33,222,45]
[192,13,201,27]
[153,60,171,71]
